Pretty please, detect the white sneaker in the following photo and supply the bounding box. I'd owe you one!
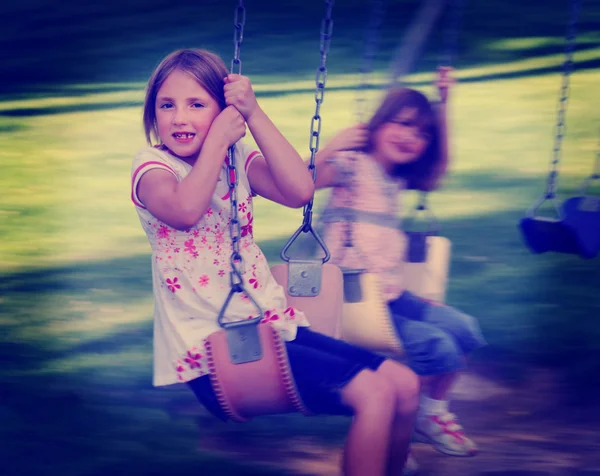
[403,450,419,475]
[413,412,477,456]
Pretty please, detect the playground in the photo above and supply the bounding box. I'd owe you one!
[1,0,600,474]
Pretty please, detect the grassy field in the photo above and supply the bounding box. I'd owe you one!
[1,1,600,475]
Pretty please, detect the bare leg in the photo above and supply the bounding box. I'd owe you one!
[339,369,398,476]
[375,360,420,476]
[426,371,459,400]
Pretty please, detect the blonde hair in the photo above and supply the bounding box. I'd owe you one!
[143,49,229,144]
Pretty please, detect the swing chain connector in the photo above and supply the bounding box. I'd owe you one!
[283,0,335,266]
[217,0,263,349]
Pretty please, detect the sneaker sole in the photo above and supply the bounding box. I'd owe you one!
[413,430,478,457]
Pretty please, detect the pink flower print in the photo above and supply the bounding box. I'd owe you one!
[261,309,280,323]
[193,229,200,238]
[218,269,225,277]
[241,212,253,237]
[166,277,181,293]
[215,230,225,244]
[284,307,296,319]
[213,259,220,266]
[176,360,185,373]
[198,275,210,287]
[249,277,259,289]
[184,239,197,256]
[206,208,214,217]
[239,202,247,213]
[201,236,208,245]
[184,348,203,369]
[157,225,171,239]
[174,248,180,253]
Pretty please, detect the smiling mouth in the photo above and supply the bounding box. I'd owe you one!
[173,132,195,140]
[394,143,413,153]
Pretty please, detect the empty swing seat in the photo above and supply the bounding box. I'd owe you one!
[519,215,581,255]
[562,195,600,259]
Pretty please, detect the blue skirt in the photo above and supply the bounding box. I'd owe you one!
[188,327,386,421]
[388,291,487,376]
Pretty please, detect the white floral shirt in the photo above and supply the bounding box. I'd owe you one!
[131,141,310,386]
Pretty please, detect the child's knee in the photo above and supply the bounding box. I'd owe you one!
[444,309,486,353]
[432,336,463,373]
[341,369,397,418]
[378,361,420,414]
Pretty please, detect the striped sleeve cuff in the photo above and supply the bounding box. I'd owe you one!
[131,161,177,208]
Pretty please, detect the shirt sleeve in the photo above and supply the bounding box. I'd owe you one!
[131,148,179,209]
[234,141,264,197]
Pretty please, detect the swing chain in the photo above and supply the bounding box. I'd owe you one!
[231,0,246,75]
[218,0,263,327]
[305,0,334,230]
[356,0,386,123]
[546,0,582,199]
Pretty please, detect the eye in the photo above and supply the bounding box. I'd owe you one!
[392,119,413,127]
[159,103,173,109]
[191,102,205,108]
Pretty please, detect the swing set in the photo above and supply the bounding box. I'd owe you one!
[519,0,600,260]
[203,0,460,422]
[200,0,598,425]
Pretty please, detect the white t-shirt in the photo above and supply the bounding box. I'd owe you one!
[131,141,310,386]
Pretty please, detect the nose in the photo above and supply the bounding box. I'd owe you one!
[172,107,188,125]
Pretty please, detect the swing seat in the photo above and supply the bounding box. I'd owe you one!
[403,235,452,303]
[339,236,451,355]
[519,216,581,255]
[562,196,600,259]
[205,324,311,422]
[271,262,344,339]
[340,271,404,354]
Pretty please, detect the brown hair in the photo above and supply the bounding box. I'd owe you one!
[366,87,446,191]
[143,49,229,144]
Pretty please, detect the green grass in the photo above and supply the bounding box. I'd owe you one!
[2,1,600,474]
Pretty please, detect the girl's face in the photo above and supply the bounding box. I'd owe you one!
[372,107,431,171]
[155,69,222,163]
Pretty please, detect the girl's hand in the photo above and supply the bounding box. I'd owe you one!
[224,74,259,121]
[327,124,369,153]
[209,105,246,148]
[436,66,455,103]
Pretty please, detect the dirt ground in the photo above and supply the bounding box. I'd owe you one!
[197,364,600,476]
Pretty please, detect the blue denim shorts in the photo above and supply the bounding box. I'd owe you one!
[188,327,386,421]
[388,291,487,376]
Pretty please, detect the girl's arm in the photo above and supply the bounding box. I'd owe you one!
[137,106,246,230]
[224,74,314,208]
[312,124,369,190]
[434,66,453,187]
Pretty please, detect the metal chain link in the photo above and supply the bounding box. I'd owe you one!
[226,0,246,291]
[356,0,386,123]
[304,0,335,231]
[545,0,582,199]
[231,0,245,75]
